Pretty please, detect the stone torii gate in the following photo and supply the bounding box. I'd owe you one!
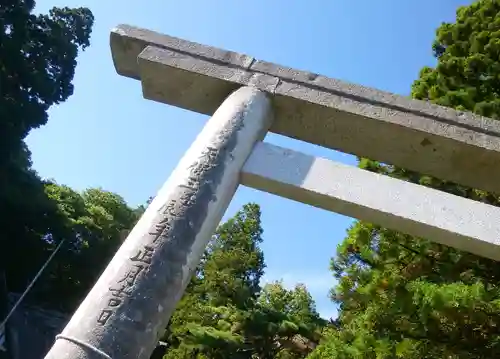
[44,25,500,359]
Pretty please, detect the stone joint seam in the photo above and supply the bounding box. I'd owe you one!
[244,57,256,69]
[247,73,280,95]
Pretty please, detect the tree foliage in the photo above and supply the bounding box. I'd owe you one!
[7,0,500,358]
[162,204,326,359]
[312,1,500,358]
[34,184,141,311]
[412,0,500,118]
[0,3,326,358]
[2,182,142,311]
[0,0,95,312]
[0,0,94,151]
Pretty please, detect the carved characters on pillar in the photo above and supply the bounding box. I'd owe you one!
[96,202,179,326]
[97,142,231,325]
[97,246,152,325]
[96,145,229,327]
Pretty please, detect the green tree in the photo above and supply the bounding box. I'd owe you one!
[412,0,500,118]
[0,0,94,307]
[164,203,266,359]
[312,1,500,358]
[25,184,141,312]
[0,0,94,156]
[199,203,266,310]
[249,282,325,359]
[163,204,325,359]
[257,282,322,331]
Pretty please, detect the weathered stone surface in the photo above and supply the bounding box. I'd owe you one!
[110,24,255,80]
[241,142,500,261]
[43,87,273,359]
[111,24,500,194]
[137,46,279,116]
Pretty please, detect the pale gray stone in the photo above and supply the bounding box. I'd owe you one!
[241,142,500,261]
[43,87,273,359]
[111,24,500,194]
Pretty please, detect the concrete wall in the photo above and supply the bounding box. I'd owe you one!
[6,294,68,359]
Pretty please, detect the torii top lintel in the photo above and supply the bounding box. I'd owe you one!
[110,24,500,194]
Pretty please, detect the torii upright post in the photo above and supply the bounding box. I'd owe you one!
[44,24,500,359]
[44,86,273,359]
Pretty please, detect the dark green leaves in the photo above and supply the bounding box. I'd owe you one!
[318,1,500,358]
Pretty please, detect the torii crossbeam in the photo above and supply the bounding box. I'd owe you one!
[44,25,500,359]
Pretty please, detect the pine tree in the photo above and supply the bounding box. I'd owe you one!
[164,204,325,359]
[312,1,500,358]
[164,203,266,359]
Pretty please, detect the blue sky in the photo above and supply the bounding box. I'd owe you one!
[29,0,471,319]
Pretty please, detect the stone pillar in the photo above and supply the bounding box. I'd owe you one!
[44,86,273,359]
